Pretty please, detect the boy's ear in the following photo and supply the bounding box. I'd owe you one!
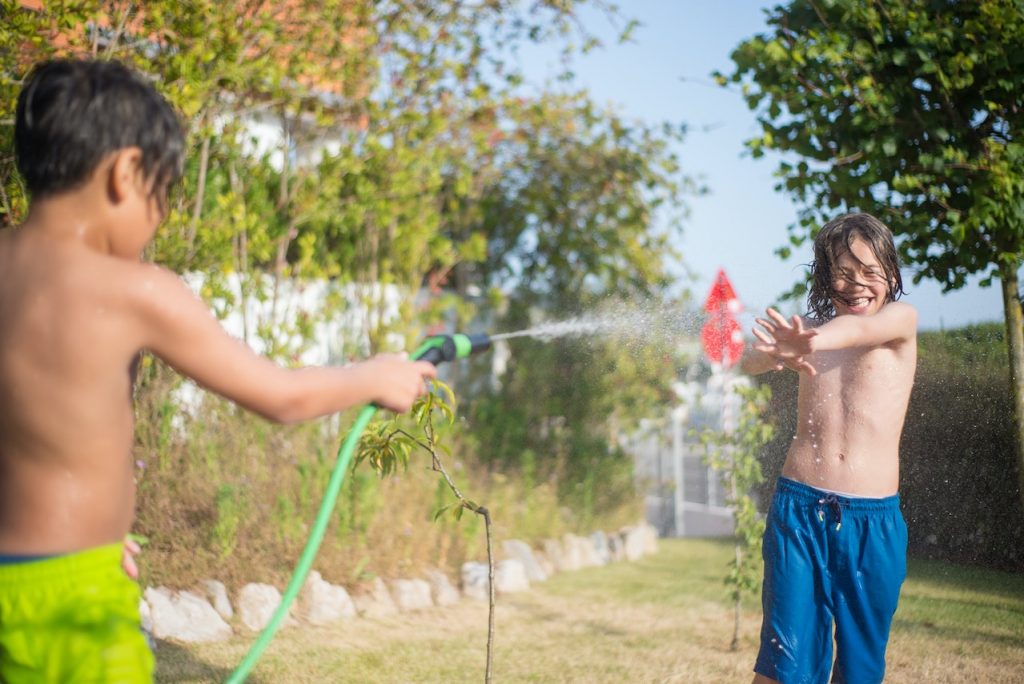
[107,147,145,204]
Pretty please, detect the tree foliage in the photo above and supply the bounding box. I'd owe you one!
[722,0,1024,287]
[1,1,697,574]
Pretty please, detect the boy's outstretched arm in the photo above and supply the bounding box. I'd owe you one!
[739,348,783,375]
[758,303,916,355]
[133,266,437,421]
[739,347,814,376]
[753,303,916,376]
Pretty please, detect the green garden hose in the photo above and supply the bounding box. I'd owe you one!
[226,333,491,683]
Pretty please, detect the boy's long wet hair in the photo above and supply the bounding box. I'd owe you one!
[15,59,184,202]
[807,213,905,322]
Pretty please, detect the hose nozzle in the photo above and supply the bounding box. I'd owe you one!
[412,333,492,366]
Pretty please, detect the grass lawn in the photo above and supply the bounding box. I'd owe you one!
[155,538,1024,683]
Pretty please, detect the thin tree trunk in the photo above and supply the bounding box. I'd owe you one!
[427,443,495,684]
[999,263,1024,515]
[732,544,742,651]
[187,134,211,256]
[730,471,741,652]
[229,163,249,343]
[482,505,495,684]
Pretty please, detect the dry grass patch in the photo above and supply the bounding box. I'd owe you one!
[155,539,1024,683]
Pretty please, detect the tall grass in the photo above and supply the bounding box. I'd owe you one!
[132,364,640,591]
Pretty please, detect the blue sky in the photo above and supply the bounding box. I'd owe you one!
[517,1,1006,331]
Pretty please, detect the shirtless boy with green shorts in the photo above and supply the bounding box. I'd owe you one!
[0,59,436,682]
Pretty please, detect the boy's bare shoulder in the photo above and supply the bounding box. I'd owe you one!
[883,300,916,315]
[117,262,201,319]
[881,300,918,330]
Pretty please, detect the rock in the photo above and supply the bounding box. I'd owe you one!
[640,522,659,555]
[502,539,547,582]
[542,538,571,572]
[138,598,157,651]
[138,597,153,634]
[564,533,602,568]
[533,548,556,577]
[144,586,232,643]
[590,531,612,565]
[200,579,233,620]
[389,578,433,612]
[620,523,658,560]
[461,561,490,601]
[621,526,643,561]
[296,571,356,625]
[494,559,529,594]
[425,569,460,606]
[607,532,626,562]
[237,583,295,632]
[559,534,586,570]
[351,577,398,618]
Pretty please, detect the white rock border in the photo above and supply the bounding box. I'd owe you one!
[141,522,658,644]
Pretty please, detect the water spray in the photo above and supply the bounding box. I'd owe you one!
[226,332,492,684]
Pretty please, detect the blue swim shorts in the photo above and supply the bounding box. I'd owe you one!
[754,477,907,684]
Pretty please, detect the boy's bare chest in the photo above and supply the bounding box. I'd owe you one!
[804,345,915,412]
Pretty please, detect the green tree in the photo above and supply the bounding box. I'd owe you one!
[721,0,1024,512]
[461,91,696,522]
[3,1,692,583]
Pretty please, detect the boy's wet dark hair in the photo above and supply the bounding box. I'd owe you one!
[15,59,184,204]
[807,212,905,322]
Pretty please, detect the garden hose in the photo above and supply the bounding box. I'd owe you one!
[226,333,492,683]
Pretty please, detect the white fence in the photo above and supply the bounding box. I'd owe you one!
[623,369,750,537]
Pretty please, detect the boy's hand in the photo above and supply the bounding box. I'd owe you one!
[122,536,141,580]
[366,354,438,413]
[752,308,818,375]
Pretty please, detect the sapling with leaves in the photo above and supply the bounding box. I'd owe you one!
[698,383,774,651]
[356,381,497,684]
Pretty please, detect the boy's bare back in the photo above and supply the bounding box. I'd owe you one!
[0,217,436,556]
[0,225,146,554]
[0,60,435,557]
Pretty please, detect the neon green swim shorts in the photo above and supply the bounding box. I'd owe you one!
[0,542,154,683]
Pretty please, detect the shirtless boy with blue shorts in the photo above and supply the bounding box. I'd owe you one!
[0,59,436,682]
[742,213,917,683]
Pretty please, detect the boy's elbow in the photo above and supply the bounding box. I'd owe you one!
[261,404,303,425]
[264,394,318,424]
[251,383,312,424]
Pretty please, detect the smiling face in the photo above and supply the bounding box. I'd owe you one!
[807,213,904,322]
[831,238,891,316]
